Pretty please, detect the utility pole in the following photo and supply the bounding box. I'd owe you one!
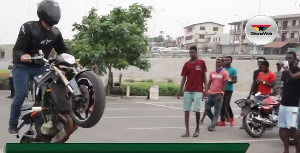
[258,0,261,15]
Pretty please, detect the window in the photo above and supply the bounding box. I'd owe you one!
[0,51,4,58]
[276,21,278,26]
[199,35,205,39]
[200,26,205,30]
[242,35,246,40]
[213,27,218,31]
[291,33,295,38]
[219,37,221,41]
[292,20,296,26]
[187,27,192,32]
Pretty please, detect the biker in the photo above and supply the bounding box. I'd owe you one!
[8,0,69,135]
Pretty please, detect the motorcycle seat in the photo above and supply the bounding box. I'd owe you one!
[21,104,32,111]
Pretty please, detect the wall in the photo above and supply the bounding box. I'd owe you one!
[0,44,13,61]
[110,58,279,92]
[222,45,235,54]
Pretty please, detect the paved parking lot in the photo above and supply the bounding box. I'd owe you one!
[0,90,297,153]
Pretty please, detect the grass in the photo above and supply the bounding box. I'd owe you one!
[0,69,9,73]
[121,82,180,96]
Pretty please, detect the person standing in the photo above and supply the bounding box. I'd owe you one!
[217,56,237,126]
[272,61,283,96]
[255,60,276,100]
[7,61,14,99]
[205,58,229,131]
[278,51,300,153]
[177,46,207,137]
[91,60,99,75]
[247,57,266,99]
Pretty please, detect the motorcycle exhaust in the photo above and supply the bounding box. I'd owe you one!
[253,117,276,126]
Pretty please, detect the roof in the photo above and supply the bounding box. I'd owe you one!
[229,13,300,25]
[263,41,288,48]
[184,22,225,28]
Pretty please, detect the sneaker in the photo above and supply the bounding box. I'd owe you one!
[208,126,215,131]
[217,121,226,126]
[8,126,18,135]
[229,118,235,126]
[239,125,244,129]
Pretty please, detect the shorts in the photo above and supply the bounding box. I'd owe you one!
[183,92,203,112]
[278,105,298,129]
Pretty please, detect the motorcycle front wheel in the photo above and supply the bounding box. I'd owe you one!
[243,109,266,138]
[70,71,106,128]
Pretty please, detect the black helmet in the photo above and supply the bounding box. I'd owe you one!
[37,0,61,26]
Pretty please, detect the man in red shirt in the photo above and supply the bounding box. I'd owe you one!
[255,60,276,100]
[177,46,207,138]
[205,58,229,131]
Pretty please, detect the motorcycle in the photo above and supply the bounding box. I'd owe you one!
[234,93,280,138]
[17,50,106,143]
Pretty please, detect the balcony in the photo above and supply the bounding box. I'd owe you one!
[278,26,300,31]
[288,38,299,43]
[195,38,210,43]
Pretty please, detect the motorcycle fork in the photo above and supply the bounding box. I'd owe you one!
[41,84,52,123]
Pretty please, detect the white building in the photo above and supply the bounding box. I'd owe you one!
[229,13,300,55]
[208,34,234,54]
[177,22,224,51]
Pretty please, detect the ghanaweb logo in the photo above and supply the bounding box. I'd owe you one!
[250,24,272,35]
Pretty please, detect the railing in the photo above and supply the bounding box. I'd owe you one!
[142,53,297,60]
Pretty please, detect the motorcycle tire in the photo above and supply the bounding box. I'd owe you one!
[243,109,266,138]
[71,71,106,128]
[279,128,300,145]
[20,131,35,143]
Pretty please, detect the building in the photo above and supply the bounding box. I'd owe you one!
[177,22,224,51]
[0,44,14,69]
[0,44,13,60]
[228,13,300,55]
[208,34,234,54]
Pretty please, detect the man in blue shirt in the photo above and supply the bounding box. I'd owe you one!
[217,56,237,126]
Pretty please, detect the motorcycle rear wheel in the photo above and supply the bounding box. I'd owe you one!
[243,109,266,138]
[70,71,106,128]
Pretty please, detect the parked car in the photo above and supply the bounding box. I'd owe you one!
[151,47,166,54]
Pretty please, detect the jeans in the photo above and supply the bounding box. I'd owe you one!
[205,94,223,128]
[220,91,234,122]
[254,95,267,101]
[9,64,47,128]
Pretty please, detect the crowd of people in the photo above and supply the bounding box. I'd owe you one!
[177,46,300,153]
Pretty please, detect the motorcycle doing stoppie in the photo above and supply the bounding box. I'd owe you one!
[16,50,106,143]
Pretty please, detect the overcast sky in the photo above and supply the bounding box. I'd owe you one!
[0,0,299,44]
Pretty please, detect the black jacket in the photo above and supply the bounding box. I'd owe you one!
[12,21,69,67]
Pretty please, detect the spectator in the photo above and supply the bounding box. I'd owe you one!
[272,61,283,96]
[217,56,237,126]
[7,61,14,99]
[255,60,276,100]
[177,46,207,137]
[205,58,229,131]
[91,60,99,75]
[278,51,300,153]
[247,57,266,99]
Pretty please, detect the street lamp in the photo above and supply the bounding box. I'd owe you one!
[151,8,164,49]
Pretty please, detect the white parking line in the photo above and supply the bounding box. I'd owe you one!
[128,126,241,130]
[106,109,164,111]
[137,102,181,110]
[103,115,242,119]
[206,138,280,143]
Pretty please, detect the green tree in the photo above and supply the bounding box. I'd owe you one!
[67,3,153,94]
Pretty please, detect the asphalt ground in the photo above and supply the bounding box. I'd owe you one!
[0,90,296,153]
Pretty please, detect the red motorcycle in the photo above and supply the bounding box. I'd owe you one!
[235,93,281,138]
